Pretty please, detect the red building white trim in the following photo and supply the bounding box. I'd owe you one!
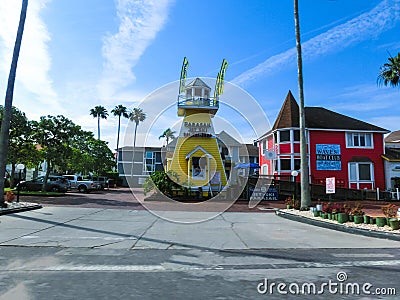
[257,91,389,190]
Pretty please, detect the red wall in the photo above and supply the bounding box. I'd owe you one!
[309,130,385,189]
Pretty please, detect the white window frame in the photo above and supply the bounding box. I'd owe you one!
[346,132,373,149]
[348,162,374,189]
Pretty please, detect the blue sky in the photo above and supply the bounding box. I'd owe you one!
[0,0,399,150]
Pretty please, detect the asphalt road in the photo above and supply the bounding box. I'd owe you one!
[0,189,399,299]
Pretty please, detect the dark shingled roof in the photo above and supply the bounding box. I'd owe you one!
[186,77,211,89]
[272,90,299,130]
[269,90,388,133]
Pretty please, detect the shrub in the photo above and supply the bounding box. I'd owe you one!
[143,170,180,196]
[350,202,364,216]
[382,203,397,218]
[322,202,332,214]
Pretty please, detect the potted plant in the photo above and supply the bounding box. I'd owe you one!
[5,190,15,203]
[285,196,293,209]
[316,199,322,212]
[389,218,400,230]
[321,202,332,219]
[376,217,387,227]
[382,203,397,224]
[351,202,364,224]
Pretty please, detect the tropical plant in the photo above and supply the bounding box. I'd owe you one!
[159,128,176,146]
[143,170,180,196]
[382,203,397,218]
[129,108,146,148]
[294,0,311,209]
[0,0,28,207]
[90,105,108,140]
[350,202,364,216]
[378,52,400,87]
[111,104,129,165]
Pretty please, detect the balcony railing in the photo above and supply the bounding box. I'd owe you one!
[177,96,219,109]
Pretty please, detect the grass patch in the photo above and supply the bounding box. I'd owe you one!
[3,188,65,197]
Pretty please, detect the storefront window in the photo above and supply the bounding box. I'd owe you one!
[279,130,290,142]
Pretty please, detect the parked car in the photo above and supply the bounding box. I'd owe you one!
[17,176,68,193]
[63,175,97,193]
[91,176,110,190]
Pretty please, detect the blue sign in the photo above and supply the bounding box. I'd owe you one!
[316,144,341,170]
[250,187,278,201]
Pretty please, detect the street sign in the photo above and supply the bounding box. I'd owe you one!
[326,177,335,194]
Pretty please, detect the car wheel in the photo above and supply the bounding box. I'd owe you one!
[78,185,87,193]
[51,186,59,192]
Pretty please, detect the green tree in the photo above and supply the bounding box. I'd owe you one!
[159,128,176,146]
[90,105,108,140]
[294,0,311,208]
[0,106,41,187]
[66,130,114,175]
[31,115,81,191]
[378,52,400,87]
[0,0,28,206]
[129,108,146,149]
[111,104,129,165]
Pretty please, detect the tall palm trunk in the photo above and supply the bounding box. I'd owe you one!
[294,0,311,208]
[97,116,100,140]
[133,123,138,149]
[115,115,121,166]
[0,0,28,206]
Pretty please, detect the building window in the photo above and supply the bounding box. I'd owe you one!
[280,159,291,171]
[144,151,156,173]
[349,162,373,182]
[279,130,290,142]
[294,159,300,170]
[293,130,300,141]
[346,133,373,148]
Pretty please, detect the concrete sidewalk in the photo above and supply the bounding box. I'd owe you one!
[0,206,398,250]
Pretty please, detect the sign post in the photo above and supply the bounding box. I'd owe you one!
[326,177,335,200]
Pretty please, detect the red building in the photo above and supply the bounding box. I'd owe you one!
[257,91,389,190]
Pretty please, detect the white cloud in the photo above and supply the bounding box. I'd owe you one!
[98,0,174,101]
[0,0,63,112]
[328,84,399,112]
[232,0,400,86]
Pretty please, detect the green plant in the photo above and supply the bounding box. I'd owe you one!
[350,202,364,216]
[143,170,180,196]
[382,203,397,218]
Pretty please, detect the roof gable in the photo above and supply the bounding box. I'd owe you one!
[272,90,299,130]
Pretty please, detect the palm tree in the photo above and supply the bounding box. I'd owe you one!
[90,105,108,140]
[0,0,28,207]
[129,108,146,149]
[111,104,129,165]
[294,0,311,208]
[159,128,176,146]
[378,52,400,87]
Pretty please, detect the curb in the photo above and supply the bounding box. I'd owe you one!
[276,210,400,242]
[0,204,43,216]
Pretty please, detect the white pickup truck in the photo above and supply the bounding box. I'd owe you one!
[63,175,97,193]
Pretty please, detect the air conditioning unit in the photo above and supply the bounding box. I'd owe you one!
[264,150,277,160]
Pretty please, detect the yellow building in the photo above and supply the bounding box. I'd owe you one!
[168,78,227,195]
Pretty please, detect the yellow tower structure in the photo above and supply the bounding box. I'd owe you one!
[168,58,228,195]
